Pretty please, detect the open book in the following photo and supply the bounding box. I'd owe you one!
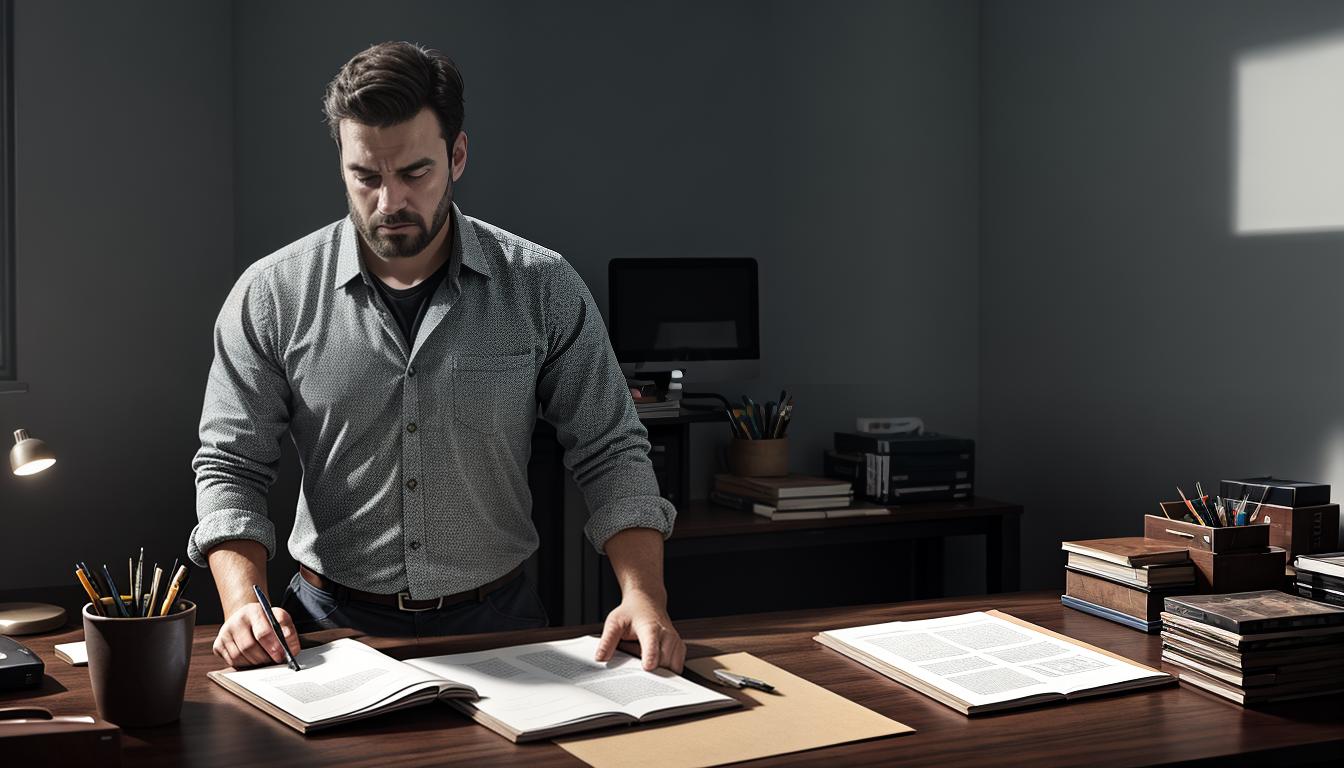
[209,636,738,740]
[814,610,1172,715]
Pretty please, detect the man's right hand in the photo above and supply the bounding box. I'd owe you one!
[213,602,300,668]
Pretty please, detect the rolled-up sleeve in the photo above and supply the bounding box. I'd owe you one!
[187,266,291,566]
[534,258,675,553]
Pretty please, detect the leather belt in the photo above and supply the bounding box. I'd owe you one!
[298,563,524,612]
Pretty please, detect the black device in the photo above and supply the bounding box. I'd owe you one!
[0,635,45,690]
[607,257,760,384]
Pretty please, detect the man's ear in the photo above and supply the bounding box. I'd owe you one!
[451,131,468,182]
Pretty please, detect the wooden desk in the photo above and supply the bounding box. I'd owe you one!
[6,591,1341,766]
[582,496,1023,622]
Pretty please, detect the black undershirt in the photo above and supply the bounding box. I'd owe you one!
[372,256,454,347]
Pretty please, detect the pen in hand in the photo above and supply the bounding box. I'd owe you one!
[252,585,302,671]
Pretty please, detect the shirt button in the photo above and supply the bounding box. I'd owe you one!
[406,478,418,490]
[407,422,417,433]
[409,541,421,550]
[407,366,416,377]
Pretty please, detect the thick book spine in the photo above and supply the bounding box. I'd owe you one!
[1065,570,1164,620]
[1162,596,1344,634]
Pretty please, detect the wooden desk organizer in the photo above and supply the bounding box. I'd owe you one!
[1144,512,1282,593]
[1146,508,1269,552]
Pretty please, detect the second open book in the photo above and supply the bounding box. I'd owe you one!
[815,610,1173,714]
[208,635,738,740]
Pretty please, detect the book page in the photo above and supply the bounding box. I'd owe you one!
[218,638,461,725]
[406,635,734,732]
[821,612,1161,708]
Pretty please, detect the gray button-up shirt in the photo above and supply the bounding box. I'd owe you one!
[188,204,674,598]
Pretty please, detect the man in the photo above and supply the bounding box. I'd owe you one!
[188,41,684,673]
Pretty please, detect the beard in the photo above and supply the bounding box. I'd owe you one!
[350,181,454,260]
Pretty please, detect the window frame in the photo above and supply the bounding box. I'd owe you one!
[0,0,15,384]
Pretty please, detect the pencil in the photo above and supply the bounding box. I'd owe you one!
[160,565,188,617]
[145,564,163,618]
[76,567,104,616]
[102,564,132,618]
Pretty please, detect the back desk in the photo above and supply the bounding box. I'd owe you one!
[5,591,1343,767]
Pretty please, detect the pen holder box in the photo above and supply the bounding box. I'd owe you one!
[1187,547,1287,593]
[83,600,195,727]
[1250,503,1340,556]
[1146,509,1269,553]
[727,437,788,477]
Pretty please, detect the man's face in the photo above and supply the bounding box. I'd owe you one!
[339,107,465,260]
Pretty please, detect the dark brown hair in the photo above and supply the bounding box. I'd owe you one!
[322,41,464,146]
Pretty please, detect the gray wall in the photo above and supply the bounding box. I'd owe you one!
[979,0,1344,590]
[231,0,981,619]
[0,2,233,607]
[2,1,979,623]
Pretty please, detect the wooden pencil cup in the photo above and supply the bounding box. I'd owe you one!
[727,437,789,477]
[83,600,196,727]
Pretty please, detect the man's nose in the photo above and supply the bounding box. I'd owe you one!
[377,181,407,215]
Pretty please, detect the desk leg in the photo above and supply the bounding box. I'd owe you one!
[985,514,1021,593]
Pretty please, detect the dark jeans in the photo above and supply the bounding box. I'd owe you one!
[279,570,549,638]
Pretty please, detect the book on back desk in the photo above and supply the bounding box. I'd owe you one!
[713,474,853,501]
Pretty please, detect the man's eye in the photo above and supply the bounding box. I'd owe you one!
[357,175,380,187]
[405,169,430,180]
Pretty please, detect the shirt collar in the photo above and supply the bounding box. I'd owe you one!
[334,203,492,289]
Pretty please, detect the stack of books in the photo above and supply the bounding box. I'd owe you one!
[710,474,883,521]
[1161,591,1344,705]
[628,379,680,419]
[1294,552,1344,606]
[1060,538,1196,632]
[824,432,973,504]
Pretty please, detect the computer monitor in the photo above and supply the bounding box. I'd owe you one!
[607,257,759,384]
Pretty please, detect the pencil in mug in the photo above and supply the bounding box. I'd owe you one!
[75,565,104,616]
[159,564,189,616]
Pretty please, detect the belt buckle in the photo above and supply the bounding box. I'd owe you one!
[397,592,444,612]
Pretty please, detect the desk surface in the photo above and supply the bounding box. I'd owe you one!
[6,591,1342,767]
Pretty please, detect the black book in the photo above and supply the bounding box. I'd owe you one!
[1163,591,1344,635]
[1297,584,1344,607]
[1219,477,1330,509]
[832,431,973,457]
[1295,570,1344,593]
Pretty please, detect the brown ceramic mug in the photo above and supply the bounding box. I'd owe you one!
[82,600,195,727]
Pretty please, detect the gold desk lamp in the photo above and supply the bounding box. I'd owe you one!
[0,428,64,634]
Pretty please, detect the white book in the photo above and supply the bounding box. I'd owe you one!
[210,636,737,740]
[814,611,1172,715]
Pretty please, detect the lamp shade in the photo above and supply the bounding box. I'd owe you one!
[10,429,55,476]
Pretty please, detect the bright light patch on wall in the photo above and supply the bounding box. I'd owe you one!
[1236,34,1344,235]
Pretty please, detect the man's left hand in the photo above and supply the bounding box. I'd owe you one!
[594,590,686,673]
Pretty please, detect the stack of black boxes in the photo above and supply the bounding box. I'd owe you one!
[824,431,974,505]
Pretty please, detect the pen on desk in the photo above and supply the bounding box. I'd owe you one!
[253,585,301,671]
[713,669,775,693]
[159,564,188,616]
[76,565,105,616]
[101,564,132,618]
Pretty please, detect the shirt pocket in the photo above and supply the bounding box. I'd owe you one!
[452,353,535,435]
